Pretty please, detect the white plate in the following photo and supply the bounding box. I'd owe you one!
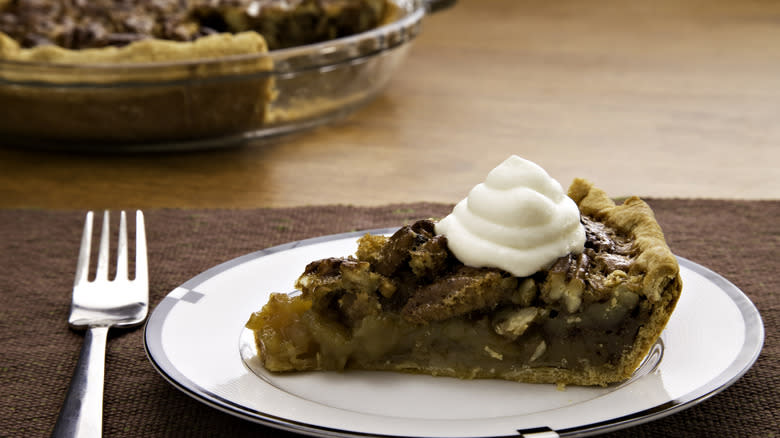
[144,228,764,438]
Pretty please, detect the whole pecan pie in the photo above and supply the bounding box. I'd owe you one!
[246,178,682,386]
[0,0,393,145]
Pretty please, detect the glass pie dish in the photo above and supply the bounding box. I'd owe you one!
[0,0,453,151]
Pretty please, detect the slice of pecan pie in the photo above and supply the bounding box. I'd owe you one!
[246,178,682,386]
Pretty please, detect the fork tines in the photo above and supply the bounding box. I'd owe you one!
[75,210,147,286]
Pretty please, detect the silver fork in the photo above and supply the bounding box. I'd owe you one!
[52,211,148,438]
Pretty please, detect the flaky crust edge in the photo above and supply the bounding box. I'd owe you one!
[0,31,271,67]
[567,177,683,384]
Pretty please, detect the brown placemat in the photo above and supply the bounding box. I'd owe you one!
[1,200,777,437]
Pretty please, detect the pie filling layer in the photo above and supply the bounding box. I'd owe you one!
[0,0,387,51]
[246,180,682,386]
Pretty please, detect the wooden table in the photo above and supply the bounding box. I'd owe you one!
[1,0,778,209]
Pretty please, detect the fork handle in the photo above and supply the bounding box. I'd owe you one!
[52,326,109,438]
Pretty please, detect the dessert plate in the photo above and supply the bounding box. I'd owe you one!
[144,228,764,438]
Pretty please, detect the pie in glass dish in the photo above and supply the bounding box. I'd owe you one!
[246,157,683,386]
[0,0,406,147]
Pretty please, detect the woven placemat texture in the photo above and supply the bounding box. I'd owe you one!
[1,200,777,437]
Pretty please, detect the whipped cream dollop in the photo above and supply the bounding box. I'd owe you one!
[435,155,586,277]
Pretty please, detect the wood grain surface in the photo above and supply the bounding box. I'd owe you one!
[1,0,778,208]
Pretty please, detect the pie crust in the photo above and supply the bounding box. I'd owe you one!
[246,179,683,386]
